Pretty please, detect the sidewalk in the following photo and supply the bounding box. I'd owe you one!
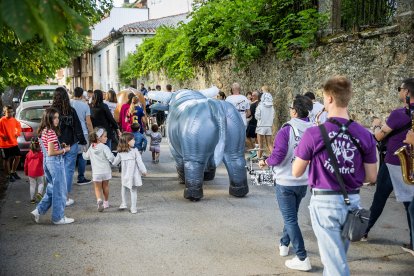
[0,141,413,275]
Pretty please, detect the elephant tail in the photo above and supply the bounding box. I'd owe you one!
[208,99,226,167]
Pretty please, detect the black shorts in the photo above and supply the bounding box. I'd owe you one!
[0,146,21,159]
[246,125,257,138]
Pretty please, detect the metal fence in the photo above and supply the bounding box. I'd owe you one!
[340,0,397,31]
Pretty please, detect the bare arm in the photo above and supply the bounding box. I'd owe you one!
[292,157,309,178]
[364,163,377,184]
[85,115,93,133]
[47,142,70,157]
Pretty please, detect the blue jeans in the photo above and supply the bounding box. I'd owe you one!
[77,153,86,181]
[37,139,67,222]
[309,193,360,276]
[275,184,308,260]
[106,138,112,151]
[64,143,78,193]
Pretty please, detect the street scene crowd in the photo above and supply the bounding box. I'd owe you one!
[1,76,414,275]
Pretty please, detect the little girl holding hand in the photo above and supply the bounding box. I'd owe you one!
[83,128,115,212]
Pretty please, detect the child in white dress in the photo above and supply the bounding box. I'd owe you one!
[112,132,147,214]
[82,128,115,212]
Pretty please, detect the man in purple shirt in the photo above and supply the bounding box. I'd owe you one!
[292,76,377,276]
[259,95,313,271]
[372,78,414,249]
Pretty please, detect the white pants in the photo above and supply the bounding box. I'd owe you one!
[121,186,138,212]
[29,176,44,199]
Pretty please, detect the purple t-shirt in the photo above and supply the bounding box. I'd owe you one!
[295,117,377,191]
[385,107,411,165]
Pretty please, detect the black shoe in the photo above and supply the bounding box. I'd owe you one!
[12,172,21,180]
[8,174,15,182]
[77,178,92,185]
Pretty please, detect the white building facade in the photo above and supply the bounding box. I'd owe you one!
[147,0,193,19]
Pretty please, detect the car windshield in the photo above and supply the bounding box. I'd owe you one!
[18,107,46,123]
[22,89,55,102]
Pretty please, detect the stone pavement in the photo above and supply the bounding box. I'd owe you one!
[0,140,413,275]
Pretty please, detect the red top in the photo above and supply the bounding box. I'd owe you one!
[41,129,59,152]
[24,150,44,177]
[0,117,21,148]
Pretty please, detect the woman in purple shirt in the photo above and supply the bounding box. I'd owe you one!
[292,76,377,276]
[259,95,313,271]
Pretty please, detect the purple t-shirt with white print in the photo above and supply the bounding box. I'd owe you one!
[385,107,411,165]
[294,117,377,191]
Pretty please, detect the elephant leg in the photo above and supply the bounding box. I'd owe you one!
[184,160,205,201]
[176,160,185,184]
[203,156,216,181]
[223,154,249,197]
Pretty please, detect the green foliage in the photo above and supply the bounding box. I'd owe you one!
[0,0,111,90]
[119,25,194,83]
[120,0,326,82]
[0,0,112,48]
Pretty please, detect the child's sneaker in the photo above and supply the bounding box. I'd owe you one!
[97,199,104,212]
[35,193,43,202]
[7,174,15,183]
[152,160,156,164]
[103,201,109,209]
[30,199,36,204]
[131,208,138,214]
[119,204,127,210]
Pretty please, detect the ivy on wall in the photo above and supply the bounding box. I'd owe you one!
[119,0,327,84]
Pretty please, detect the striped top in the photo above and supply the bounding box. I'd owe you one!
[41,129,59,152]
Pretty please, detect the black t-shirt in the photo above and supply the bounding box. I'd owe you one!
[248,101,259,127]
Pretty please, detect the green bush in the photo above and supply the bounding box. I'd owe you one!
[119,0,326,82]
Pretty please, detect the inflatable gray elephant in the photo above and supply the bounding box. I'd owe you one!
[148,87,248,201]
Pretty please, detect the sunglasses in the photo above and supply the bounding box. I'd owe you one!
[398,86,407,92]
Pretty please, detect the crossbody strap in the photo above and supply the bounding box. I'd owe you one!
[319,124,350,205]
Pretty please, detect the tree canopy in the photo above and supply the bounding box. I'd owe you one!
[0,0,113,90]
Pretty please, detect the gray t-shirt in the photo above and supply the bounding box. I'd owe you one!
[70,99,90,135]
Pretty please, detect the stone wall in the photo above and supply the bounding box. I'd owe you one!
[146,27,414,130]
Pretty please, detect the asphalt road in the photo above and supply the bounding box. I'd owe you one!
[0,141,413,275]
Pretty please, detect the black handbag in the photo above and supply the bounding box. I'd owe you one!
[319,123,370,242]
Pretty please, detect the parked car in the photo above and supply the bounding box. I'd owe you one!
[15,100,52,157]
[13,85,60,105]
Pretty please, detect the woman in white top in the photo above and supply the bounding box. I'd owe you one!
[104,89,118,117]
[82,128,115,212]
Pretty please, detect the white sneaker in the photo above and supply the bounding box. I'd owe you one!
[53,216,75,225]
[130,208,138,214]
[119,204,127,210]
[97,199,104,212]
[31,209,40,223]
[279,244,289,257]
[285,256,311,271]
[66,198,74,206]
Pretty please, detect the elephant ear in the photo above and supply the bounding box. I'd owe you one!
[208,99,226,167]
[199,86,219,98]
